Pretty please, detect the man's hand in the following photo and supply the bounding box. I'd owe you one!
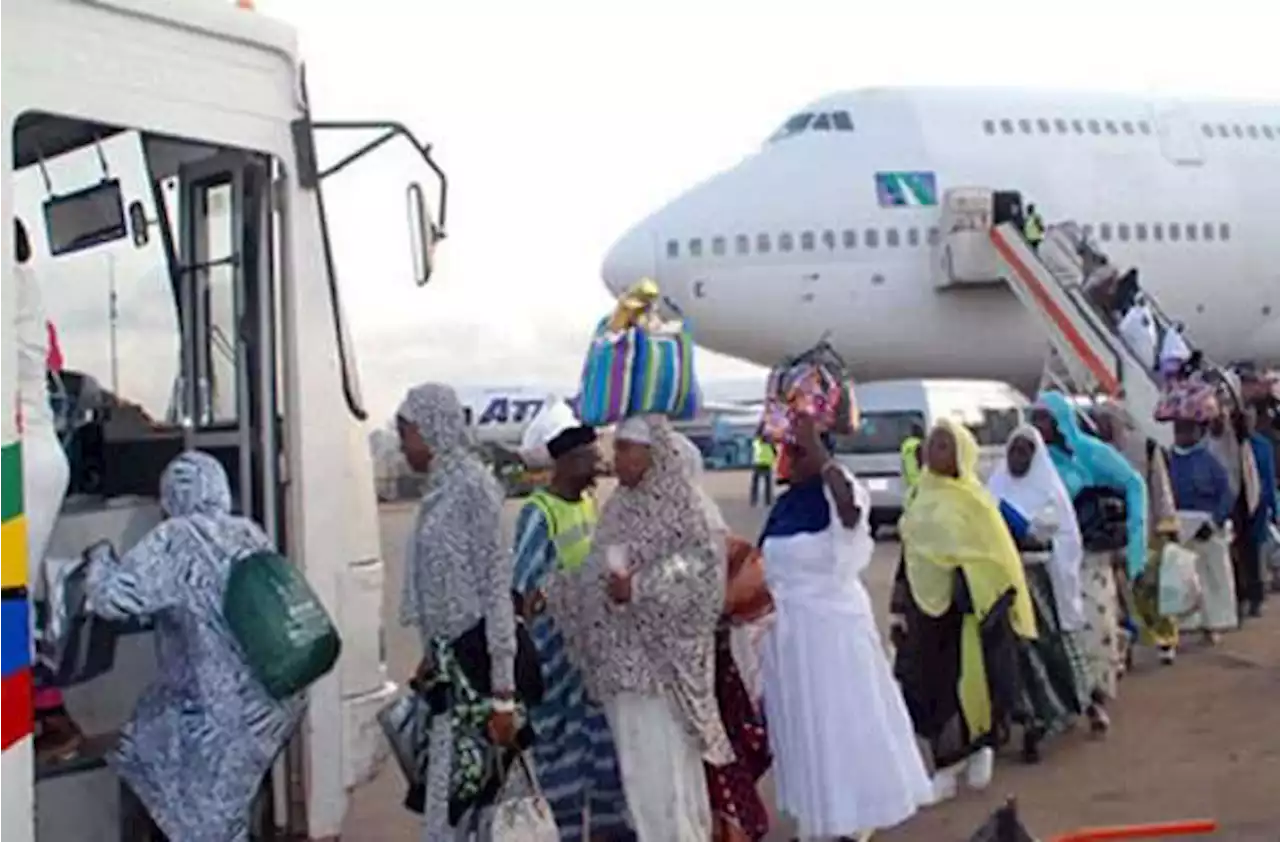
[487,708,518,747]
[607,570,633,604]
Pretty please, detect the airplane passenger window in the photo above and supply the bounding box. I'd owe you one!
[1104,120,1118,134]
[1018,119,1032,134]
[812,114,832,131]
[1185,224,1197,241]
[842,229,857,248]
[1081,223,1093,239]
[1054,118,1068,133]
[1264,126,1275,139]
[778,232,794,252]
[736,234,750,254]
[907,227,920,247]
[1000,119,1014,134]
[756,233,771,253]
[832,111,854,131]
[712,236,726,256]
[666,239,679,258]
[1153,223,1163,241]
[1117,223,1130,241]
[1219,223,1230,240]
[1135,223,1148,241]
[821,229,836,250]
[1232,125,1243,138]
[927,226,940,246]
[1138,121,1152,135]
[1087,119,1101,134]
[800,231,816,251]
[1099,223,1112,241]
[1201,124,1215,138]
[1202,223,1214,241]
[1121,121,1135,135]
[865,228,879,248]
[885,228,900,247]
[1037,118,1051,133]
[1072,119,1085,134]
[983,119,996,135]
[1247,125,1259,139]
[1216,125,1229,137]
[1169,223,1180,241]
[689,237,703,257]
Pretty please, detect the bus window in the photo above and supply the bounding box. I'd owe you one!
[965,407,1024,446]
[829,410,927,455]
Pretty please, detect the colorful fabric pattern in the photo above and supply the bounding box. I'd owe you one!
[511,501,629,840]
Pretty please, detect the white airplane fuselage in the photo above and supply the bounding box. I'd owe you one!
[601,88,1280,388]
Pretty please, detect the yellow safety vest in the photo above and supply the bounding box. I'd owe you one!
[1024,214,1044,242]
[751,438,776,469]
[901,437,923,489]
[526,489,598,572]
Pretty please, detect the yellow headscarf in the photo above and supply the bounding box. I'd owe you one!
[898,418,1036,739]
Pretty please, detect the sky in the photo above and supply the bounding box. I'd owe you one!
[38,0,1273,426]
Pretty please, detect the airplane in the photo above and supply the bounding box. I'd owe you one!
[600,86,1280,393]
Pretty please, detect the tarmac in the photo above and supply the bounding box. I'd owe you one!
[343,470,1280,841]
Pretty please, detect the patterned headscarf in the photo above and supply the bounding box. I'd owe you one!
[396,383,506,631]
[161,451,233,517]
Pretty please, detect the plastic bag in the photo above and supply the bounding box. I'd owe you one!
[1157,542,1202,617]
[223,550,342,699]
[629,323,699,421]
[578,317,638,426]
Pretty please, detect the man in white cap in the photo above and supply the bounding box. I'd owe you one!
[512,400,631,840]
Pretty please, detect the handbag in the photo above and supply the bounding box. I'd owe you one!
[376,689,433,813]
[475,753,559,842]
[629,320,700,421]
[1074,486,1128,552]
[579,316,639,426]
[35,543,124,687]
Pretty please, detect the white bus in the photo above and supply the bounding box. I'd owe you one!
[2,1,443,838]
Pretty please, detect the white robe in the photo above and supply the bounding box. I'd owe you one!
[16,263,70,596]
[988,425,1087,630]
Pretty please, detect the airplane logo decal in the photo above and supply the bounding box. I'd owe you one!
[874,171,938,208]
[473,395,582,427]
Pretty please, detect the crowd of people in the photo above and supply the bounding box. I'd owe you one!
[378,365,1279,841]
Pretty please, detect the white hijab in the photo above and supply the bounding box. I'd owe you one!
[988,424,1086,631]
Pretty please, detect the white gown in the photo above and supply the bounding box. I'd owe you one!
[759,473,933,839]
[16,263,70,597]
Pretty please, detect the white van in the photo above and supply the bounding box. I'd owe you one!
[831,379,1030,535]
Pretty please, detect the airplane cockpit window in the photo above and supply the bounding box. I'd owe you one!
[768,110,854,142]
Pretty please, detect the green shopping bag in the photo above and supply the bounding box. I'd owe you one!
[223,550,342,699]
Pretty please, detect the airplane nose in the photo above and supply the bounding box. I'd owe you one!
[601,225,656,298]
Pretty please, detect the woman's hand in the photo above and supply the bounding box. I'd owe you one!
[607,570,633,604]
[487,699,518,747]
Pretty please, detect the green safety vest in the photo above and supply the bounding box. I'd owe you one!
[1024,214,1044,242]
[901,437,923,489]
[526,489,598,572]
[751,438,776,469]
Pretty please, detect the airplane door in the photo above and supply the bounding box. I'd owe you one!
[1153,105,1205,166]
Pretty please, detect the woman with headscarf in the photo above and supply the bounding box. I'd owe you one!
[987,425,1087,761]
[1206,397,1265,621]
[1092,401,1183,665]
[549,415,730,841]
[1030,391,1147,734]
[674,435,772,842]
[897,419,1036,802]
[396,383,522,840]
[760,415,933,838]
[84,451,302,842]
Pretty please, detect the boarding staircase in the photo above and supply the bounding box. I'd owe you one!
[987,221,1175,447]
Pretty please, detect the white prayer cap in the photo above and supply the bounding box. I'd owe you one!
[615,416,654,445]
[519,398,581,468]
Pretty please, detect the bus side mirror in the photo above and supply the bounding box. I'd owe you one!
[407,182,439,287]
[128,200,150,248]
